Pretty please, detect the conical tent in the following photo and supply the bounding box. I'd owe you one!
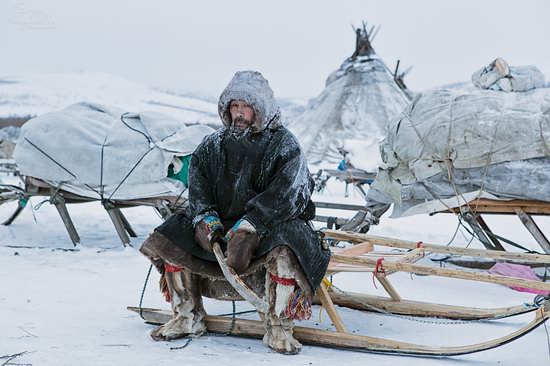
[289,23,411,166]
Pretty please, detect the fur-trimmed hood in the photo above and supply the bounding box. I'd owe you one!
[218,71,281,132]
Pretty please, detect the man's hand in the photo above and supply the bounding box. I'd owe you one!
[194,215,224,253]
[225,219,260,274]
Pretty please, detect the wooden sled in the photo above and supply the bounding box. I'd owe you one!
[129,228,550,356]
[0,177,185,246]
[128,300,549,356]
[322,229,550,320]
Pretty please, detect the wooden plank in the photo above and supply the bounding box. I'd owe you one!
[472,199,550,208]
[324,230,550,264]
[319,291,537,320]
[461,211,501,251]
[475,214,505,251]
[328,242,373,271]
[52,195,80,246]
[375,276,401,301]
[115,208,137,238]
[447,199,550,216]
[317,280,348,333]
[314,201,366,211]
[384,248,426,276]
[330,253,550,292]
[515,208,550,254]
[396,248,425,263]
[314,215,349,226]
[326,266,376,275]
[328,248,425,276]
[105,207,131,246]
[331,242,373,256]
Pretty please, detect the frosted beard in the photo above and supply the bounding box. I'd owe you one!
[228,116,253,141]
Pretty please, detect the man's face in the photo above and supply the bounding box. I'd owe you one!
[229,100,255,130]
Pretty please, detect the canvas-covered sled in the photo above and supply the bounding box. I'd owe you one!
[364,65,550,253]
[0,102,213,245]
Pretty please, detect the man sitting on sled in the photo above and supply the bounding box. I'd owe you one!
[139,70,331,354]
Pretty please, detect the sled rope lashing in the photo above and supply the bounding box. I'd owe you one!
[372,257,386,289]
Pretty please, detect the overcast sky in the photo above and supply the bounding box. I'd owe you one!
[1,0,549,99]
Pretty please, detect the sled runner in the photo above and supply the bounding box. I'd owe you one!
[128,305,549,356]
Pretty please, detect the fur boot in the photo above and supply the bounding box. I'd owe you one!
[150,268,206,341]
[262,247,309,354]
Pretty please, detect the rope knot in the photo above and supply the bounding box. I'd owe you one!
[416,241,425,258]
[372,257,386,289]
[374,257,386,276]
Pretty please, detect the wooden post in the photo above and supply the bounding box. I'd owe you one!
[474,214,505,251]
[317,280,348,333]
[51,195,80,246]
[115,208,137,238]
[515,208,550,254]
[462,211,503,251]
[375,276,401,301]
[103,202,130,247]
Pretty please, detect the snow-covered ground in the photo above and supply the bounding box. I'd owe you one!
[0,71,220,127]
[0,71,305,128]
[1,177,549,366]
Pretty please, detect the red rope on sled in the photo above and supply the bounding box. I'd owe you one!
[372,257,386,289]
[416,241,425,258]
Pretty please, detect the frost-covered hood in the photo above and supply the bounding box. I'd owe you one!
[218,71,281,132]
